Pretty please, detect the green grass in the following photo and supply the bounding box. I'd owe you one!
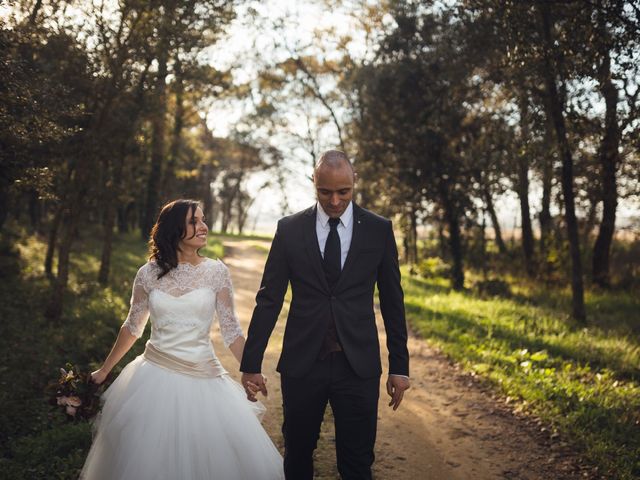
[2,225,637,478]
[0,227,225,479]
[403,268,640,479]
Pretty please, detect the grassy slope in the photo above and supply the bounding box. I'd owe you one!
[404,270,640,479]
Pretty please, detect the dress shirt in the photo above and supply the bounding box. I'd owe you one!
[316,201,353,268]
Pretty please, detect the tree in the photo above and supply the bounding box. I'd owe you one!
[0,23,84,232]
[1,0,238,318]
[463,0,588,321]
[587,1,640,287]
[212,138,263,234]
[140,0,237,238]
[537,1,586,321]
[354,4,478,290]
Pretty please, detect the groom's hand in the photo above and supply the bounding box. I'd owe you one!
[386,375,410,410]
[241,373,268,402]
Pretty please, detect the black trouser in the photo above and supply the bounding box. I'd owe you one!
[280,351,380,480]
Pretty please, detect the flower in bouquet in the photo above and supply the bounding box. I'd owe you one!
[46,363,110,420]
[57,395,82,416]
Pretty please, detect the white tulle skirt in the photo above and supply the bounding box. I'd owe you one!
[80,356,284,480]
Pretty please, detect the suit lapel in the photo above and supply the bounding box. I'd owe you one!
[334,204,365,292]
[303,206,330,292]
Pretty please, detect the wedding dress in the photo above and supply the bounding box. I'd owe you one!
[80,258,284,480]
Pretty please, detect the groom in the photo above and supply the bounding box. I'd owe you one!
[240,150,410,480]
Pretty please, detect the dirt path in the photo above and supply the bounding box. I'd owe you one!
[212,240,595,480]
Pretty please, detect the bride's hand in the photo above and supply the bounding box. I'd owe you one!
[91,368,108,385]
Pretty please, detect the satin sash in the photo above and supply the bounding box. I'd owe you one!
[143,342,227,378]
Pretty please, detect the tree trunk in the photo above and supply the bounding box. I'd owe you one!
[538,2,586,322]
[582,198,598,247]
[438,178,464,290]
[98,203,116,285]
[592,47,619,288]
[142,47,169,239]
[517,95,536,276]
[437,218,447,260]
[28,0,43,25]
[45,160,92,321]
[98,148,126,284]
[220,172,242,234]
[480,210,488,280]
[117,205,129,233]
[221,198,232,234]
[483,186,507,254]
[28,189,42,232]
[45,219,76,320]
[410,207,418,264]
[220,175,234,234]
[162,57,184,200]
[401,207,418,264]
[0,174,9,231]
[539,148,553,259]
[198,119,217,222]
[44,203,63,279]
[200,164,217,225]
[539,149,554,279]
[402,234,410,264]
[445,207,464,291]
[237,195,254,235]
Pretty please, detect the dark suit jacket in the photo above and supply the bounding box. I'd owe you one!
[240,204,409,379]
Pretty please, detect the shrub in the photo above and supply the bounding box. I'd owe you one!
[417,257,449,278]
[0,422,91,479]
[474,278,512,298]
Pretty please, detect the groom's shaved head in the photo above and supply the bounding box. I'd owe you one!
[313,150,356,218]
[314,150,354,177]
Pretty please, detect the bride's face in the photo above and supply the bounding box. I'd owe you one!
[179,206,208,250]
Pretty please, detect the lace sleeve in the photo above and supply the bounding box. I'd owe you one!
[122,265,150,338]
[215,262,244,347]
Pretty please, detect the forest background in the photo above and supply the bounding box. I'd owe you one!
[1,0,639,478]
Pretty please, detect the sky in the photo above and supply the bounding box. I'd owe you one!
[202,0,639,236]
[3,0,637,235]
[202,0,376,233]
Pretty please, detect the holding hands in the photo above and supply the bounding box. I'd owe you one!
[241,373,268,402]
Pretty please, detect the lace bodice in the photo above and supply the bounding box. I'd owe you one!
[122,258,243,362]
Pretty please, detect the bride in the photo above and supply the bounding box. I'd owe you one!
[80,199,284,480]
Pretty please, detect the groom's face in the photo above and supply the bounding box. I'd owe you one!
[313,164,355,218]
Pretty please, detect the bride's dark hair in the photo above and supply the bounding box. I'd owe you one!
[148,199,202,279]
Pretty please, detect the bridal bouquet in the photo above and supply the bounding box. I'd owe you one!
[46,363,109,420]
